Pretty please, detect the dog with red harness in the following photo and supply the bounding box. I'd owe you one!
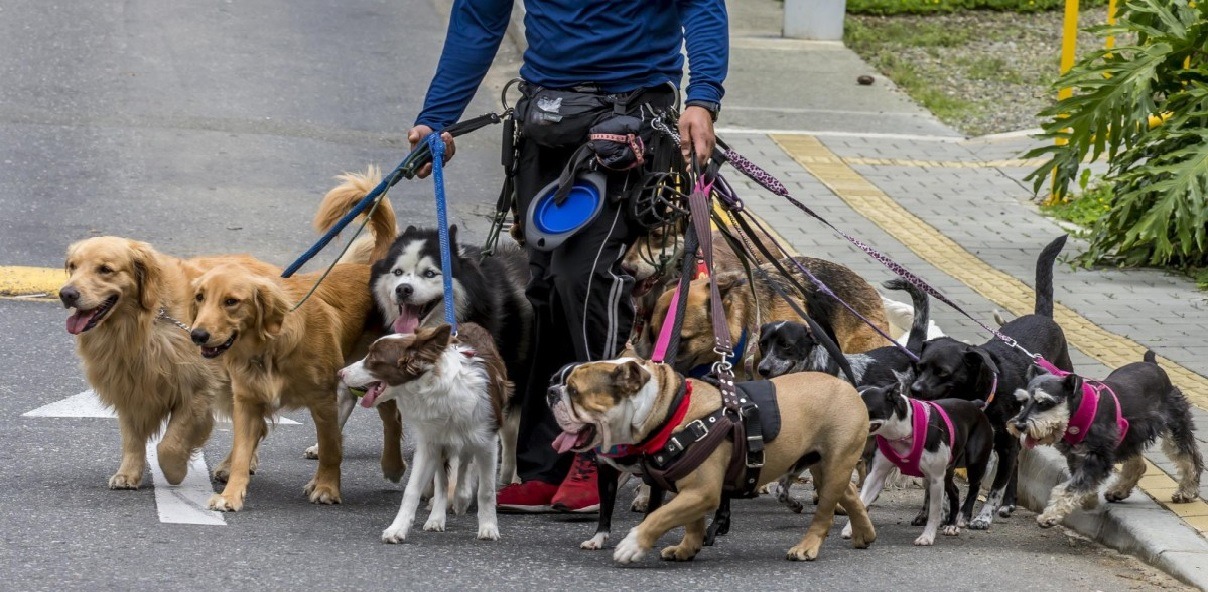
[1009,351,1203,528]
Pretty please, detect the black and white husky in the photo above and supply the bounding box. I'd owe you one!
[370,225,532,483]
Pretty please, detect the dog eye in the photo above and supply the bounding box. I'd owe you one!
[195,293,204,302]
[423,270,438,279]
[392,269,403,277]
[224,298,239,307]
[98,265,114,274]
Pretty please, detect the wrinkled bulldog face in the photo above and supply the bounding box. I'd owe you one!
[547,359,660,453]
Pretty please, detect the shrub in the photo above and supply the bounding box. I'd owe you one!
[846,0,1106,16]
[1026,0,1208,269]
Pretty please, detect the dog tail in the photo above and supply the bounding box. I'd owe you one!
[312,165,398,264]
[882,277,929,354]
[1033,235,1067,318]
[1145,350,1158,364]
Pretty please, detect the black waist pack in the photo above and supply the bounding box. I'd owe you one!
[516,87,611,149]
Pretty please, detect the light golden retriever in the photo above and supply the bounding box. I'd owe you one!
[60,238,279,489]
[189,173,398,511]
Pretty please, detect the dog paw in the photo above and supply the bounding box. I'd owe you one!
[910,513,928,527]
[968,515,992,530]
[304,480,342,505]
[913,533,936,546]
[477,523,500,541]
[630,495,648,513]
[1104,488,1131,503]
[423,517,446,532]
[1036,513,1062,528]
[612,529,646,565]
[580,533,608,550]
[108,472,142,490]
[957,515,969,528]
[660,544,700,562]
[942,525,960,537]
[851,529,876,549]
[997,504,1016,518]
[840,522,853,539]
[785,542,821,562]
[303,444,319,460]
[207,493,244,512]
[1173,490,1201,504]
[382,460,406,484]
[381,526,407,544]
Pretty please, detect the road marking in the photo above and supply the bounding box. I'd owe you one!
[716,127,967,142]
[0,265,62,299]
[23,390,299,525]
[146,440,226,526]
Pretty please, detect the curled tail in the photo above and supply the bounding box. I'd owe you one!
[312,165,397,264]
[1144,350,1158,364]
[1033,235,1068,318]
[882,277,929,354]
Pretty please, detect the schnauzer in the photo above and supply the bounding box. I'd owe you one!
[1009,351,1203,528]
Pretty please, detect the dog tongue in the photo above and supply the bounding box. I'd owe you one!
[359,382,385,408]
[552,431,580,454]
[392,305,420,335]
[66,310,96,335]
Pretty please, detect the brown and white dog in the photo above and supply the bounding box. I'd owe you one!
[549,358,876,564]
[340,323,511,543]
[60,237,280,489]
[642,257,892,379]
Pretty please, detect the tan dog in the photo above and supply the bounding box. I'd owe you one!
[643,257,891,379]
[60,237,280,489]
[551,359,875,563]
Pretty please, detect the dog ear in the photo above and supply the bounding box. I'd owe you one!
[128,240,162,311]
[420,323,454,350]
[404,225,417,234]
[612,360,649,396]
[253,278,290,339]
[448,224,458,246]
[1062,373,1082,397]
[1026,362,1049,383]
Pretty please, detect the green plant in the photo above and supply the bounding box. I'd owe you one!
[1041,182,1114,228]
[1026,0,1208,269]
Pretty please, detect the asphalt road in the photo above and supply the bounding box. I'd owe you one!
[0,1,1192,590]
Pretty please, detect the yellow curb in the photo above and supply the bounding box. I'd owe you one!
[771,134,1208,413]
[0,266,64,299]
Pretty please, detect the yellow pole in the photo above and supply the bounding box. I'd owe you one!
[1048,0,1081,205]
[1104,0,1118,51]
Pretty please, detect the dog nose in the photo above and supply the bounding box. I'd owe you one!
[338,369,346,380]
[59,286,79,307]
[757,365,771,378]
[395,284,413,299]
[1014,420,1029,433]
[190,328,210,345]
[910,382,924,396]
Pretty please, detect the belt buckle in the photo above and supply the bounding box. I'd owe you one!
[686,418,709,442]
[746,448,764,469]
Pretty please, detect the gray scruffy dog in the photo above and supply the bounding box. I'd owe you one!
[1009,351,1203,528]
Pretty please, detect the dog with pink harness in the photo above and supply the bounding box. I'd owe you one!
[844,373,995,546]
[1009,351,1203,528]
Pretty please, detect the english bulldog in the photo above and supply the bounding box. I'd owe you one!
[549,358,876,564]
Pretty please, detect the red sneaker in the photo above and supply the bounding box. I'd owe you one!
[551,454,600,513]
[497,480,559,513]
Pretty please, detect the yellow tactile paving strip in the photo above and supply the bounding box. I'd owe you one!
[0,266,63,301]
[773,134,1208,524]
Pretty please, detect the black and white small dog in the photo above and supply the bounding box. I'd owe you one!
[757,277,931,385]
[1009,351,1203,528]
[843,373,994,545]
[370,225,533,484]
[909,235,1073,529]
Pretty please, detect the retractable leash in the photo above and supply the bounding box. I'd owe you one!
[427,134,458,335]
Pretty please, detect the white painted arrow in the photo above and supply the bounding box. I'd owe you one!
[23,390,300,526]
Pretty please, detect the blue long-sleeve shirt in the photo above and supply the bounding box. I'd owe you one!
[415,0,728,131]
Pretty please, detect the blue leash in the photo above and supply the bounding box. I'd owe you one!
[427,134,458,335]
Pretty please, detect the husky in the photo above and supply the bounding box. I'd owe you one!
[370,225,532,484]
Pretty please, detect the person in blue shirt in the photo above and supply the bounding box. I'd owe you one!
[408,0,727,513]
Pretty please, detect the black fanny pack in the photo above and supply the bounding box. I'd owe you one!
[516,86,612,149]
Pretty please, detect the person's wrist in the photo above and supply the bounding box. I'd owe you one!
[684,100,720,122]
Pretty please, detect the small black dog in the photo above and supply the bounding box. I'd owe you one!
[844,373,993,546]
[909,235,1073,529]
[757,277,930,386]
[1009,351,1203,528]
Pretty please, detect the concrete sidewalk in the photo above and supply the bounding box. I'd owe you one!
[706,0,1208,588]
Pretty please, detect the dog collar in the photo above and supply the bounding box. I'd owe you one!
[1035,358,1130,447]
[686,329,748,379]
[598,379,692,458]
[984,371,998,405]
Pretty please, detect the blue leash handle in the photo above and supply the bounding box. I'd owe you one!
[428,134,458,335]
[281,112,502,279]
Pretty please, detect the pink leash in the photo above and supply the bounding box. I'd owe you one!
[651,176,714,364]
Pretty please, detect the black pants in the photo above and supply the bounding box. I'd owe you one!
[512,89,675,484]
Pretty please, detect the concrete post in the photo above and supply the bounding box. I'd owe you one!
[783,0,847,41]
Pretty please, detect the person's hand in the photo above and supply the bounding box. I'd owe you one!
[407,125,456,179]
[678,106,716,169]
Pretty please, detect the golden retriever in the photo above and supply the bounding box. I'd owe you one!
[60,238,279,489]
[189,173,397,511]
